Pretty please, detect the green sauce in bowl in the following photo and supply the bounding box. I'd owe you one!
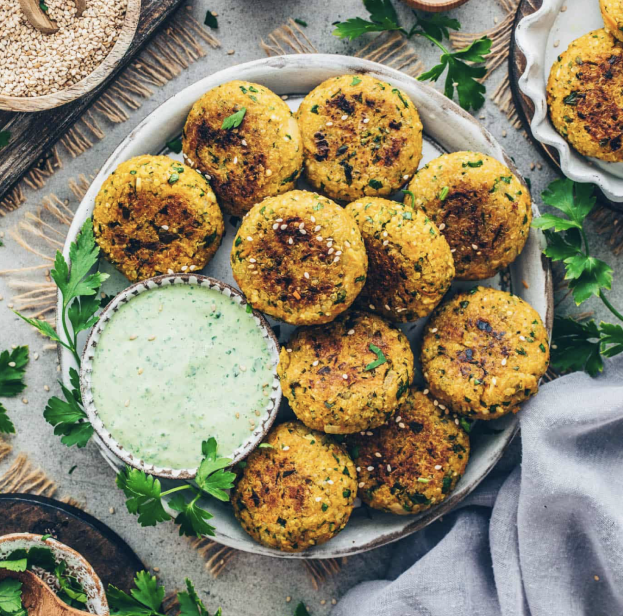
[89,283,276,470]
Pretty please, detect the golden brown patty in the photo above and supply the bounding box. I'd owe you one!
[346,197,454,322]
[405,151,532,280]
[230,190,368,325]
[547,29,623,161]
[347,389,470,515]
[277,311,414,434]
[296,74,423,202]
[93,155,223,282]
[601,0,623,42]
[232,421,357,552]
[182,80,303,216]
[421,286,550,420]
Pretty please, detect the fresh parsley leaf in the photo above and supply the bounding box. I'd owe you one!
[107,571,166,616]
[195,438,235,501]
[416,13,460,40]
[364,343,387,371]
[222,108,247,130]
[0,346,28,397]
[177,579,211,616]
[166,137,183,153]
[550,317,603,376]
[294,602,311,616]
[43,374,93,448]
[333,0,401,41]
[0,559,27,572]
[169,493,216,537]
[601,322,623,357]
[204,10,218,29]
[40,1,48,11]
[40,534,52,541]
[0,406,15,435]
[116,467,171,528]
[0,131,10,150]
[0,578,24,615]
[419,36,491,111]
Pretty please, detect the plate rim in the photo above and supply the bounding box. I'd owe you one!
[57,53,553,559]
[515,0,623,202]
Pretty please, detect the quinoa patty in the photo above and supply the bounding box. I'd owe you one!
[547,29,623,162]
[405,151,532,280]
[296,74,423,202]
[421,286,550,420]
[348,389,470,515]
[277,311,414,434]
[346,197,454,322]
[183,80,303,216]
[93,155,224,282]
[230,190,368,325]
[601,0,623,42]
[232,421,357,552]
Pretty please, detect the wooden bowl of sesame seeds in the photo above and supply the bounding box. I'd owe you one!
[0,0,141,112]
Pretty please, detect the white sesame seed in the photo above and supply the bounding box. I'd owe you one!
[519,335,526,341]
[181,265,188,271]
[189,265,197,271]
[273,223,279,230]
[287,348,293,353]
[247,236,253,241]
[431,328,438,333]
[233,156,238,164]
[148,335,156,341]
[124,400,130,407]
[385,304,391,311]
[300,229,306,235]
[8,362,15,368]
[34,353,39,361]
[433,400,439,406]
[347,329,355,335]
[363,118,369,124]
[316,236,323,241]
[374,452,382,458]
[312,360,319,366]
[492,377,497,385]
[472,244,479,250]
[423,389,429,395]
[167,269,174,274]
[239,364,247,372]
[450,248,456,253]
[22,398,28,405]
[502,358,507,366]
[326,122,333,127]
[366,431,373,436]
[304,272,310,279]
[249,258,257,263]
[387,465,392,472]
[281,224,287,230]
[242,139,247,146]
[383,240,389,246]
[328,248,334,255]
[129,334,138,341]
[161,224,169,231]
[399,422,406,429]
[266,169,273,176]
[367,466,374,471]
[359,481,365,488]
[327,479,334,484]
[288,238,294,244]
[438,223,446,231]
[315,496,322,502]
[343,374,348,380]
[314,225,321,232]
[341,114,348,120]
[44,385,50,392]
[369,304,375,310]
[435,465,442,470]
[283,446,290,451]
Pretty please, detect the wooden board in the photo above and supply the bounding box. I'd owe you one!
[509,0,623,212]
[0,0,185,204]
[0,494,143,593]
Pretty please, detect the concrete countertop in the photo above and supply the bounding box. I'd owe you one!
[1,1,622,614]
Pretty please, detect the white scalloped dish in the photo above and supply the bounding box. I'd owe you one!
[516,0,623,201]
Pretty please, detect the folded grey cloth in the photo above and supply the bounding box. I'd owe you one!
[334,359,623,616]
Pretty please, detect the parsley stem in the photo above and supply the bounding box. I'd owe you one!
[160,484,193,498]
[581,228,590,257]
[413,30,450,56]
[599,290,623,323]
[61,301,81,366]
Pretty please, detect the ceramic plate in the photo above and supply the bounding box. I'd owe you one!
[58,54,553,558]
[516,0,623,201]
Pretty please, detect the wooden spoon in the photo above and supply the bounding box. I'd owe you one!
[19,0,87,34]
[0,569,88,616]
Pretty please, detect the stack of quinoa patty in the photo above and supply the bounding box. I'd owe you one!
[92,74,549,553]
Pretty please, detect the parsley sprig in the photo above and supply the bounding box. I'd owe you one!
[0,579,24,616]
[533,178,623,376]
[364,343,387,371]
[333,1,492,111]
[0,346,29,435]
[108,571,222,616]
[14,219,107,448]
[116,437,236,538]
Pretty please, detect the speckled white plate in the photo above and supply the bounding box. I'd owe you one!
[516,0,623,201]
[58,55,553,559]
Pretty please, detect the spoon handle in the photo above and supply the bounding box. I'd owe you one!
[19,0,59,34]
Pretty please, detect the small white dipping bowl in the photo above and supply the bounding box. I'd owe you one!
[0,532,109,614]
[79,274,282,480]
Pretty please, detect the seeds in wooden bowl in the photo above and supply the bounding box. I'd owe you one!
[0,0,127,98]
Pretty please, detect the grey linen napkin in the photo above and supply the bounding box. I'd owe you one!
[333,358,623,616]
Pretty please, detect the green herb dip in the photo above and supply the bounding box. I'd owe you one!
[90,284,275,469]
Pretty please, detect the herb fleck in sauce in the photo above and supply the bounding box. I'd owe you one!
[91,284,275,469]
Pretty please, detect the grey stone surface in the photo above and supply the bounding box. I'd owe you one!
[0,1,622,614]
